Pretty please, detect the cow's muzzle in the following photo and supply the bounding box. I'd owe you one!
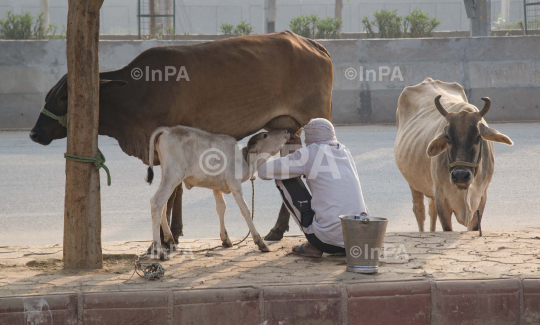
[29,130,52,145]
[451,169,472,189]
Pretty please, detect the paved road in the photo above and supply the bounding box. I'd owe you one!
[1,123,539,246]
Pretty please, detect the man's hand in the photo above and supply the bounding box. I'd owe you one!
[286,133,302,154]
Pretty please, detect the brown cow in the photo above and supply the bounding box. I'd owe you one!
[394,78,513,231]
[29,31,333,243]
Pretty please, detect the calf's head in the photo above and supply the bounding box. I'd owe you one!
[247,130,290,159]
[29,75,126,145]
[427,95,513,190]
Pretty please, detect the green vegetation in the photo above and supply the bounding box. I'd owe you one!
[165,26,175,36]
[234,21,253,36]
[363,10,402,38]
[403,9,440,38]
[0,11,65,40]
[363,8,440,38]
[220,23,234,35]
[0,11,33,39]
[220,21,254,36]
[289,15,342,39]
[493,14,524,31]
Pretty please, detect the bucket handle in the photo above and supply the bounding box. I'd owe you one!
[355,212,369,223]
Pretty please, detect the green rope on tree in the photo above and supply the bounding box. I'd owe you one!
[40,107,111,186]
[64,150,111,186]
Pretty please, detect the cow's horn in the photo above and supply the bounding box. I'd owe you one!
[479,97,491,117]
[434,95,448,117]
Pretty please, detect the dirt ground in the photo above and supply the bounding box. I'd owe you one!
[2,231,540,296]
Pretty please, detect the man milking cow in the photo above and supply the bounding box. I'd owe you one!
[258,118,370,258]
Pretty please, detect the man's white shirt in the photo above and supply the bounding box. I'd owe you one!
[258,143,369,247]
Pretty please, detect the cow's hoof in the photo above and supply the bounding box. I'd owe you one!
[167,243,178,251]
[222,238,233,247]
[147,243,155,254]
[258,243,270,252]
[147,249,168,260]
[159,250,169,261]
[148,241,170,253]
[264,229,284,241]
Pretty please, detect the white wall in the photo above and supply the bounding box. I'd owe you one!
[0,0,525,35]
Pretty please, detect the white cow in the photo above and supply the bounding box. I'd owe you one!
[146,126,290,258]
[394,78,513,232]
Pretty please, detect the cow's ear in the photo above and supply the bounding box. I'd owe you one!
[247,151,259,170]
[100,80,128,92]
[479,123,513,145]
[427,132,448,157]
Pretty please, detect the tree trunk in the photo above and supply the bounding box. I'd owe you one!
[40,0,50,28]
[64,0,104,269]
[335,0,343,20]
[264,0,276,34]
[501,0,510,23]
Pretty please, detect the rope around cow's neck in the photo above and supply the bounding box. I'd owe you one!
[190,178,256,253]
[40,108,111,186]
[40,107,68,127]
[447,140,483,177]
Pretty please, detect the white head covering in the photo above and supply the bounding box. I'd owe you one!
[303,118,339,146]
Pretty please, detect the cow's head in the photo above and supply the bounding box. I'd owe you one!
[29,75,126,145]
[427,95,513,190]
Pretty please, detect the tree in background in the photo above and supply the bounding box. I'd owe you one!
[289,15,342,39]
[363,8,440,38]
[404,9,440,38]
[0,11,62,39]
[363,9,402,38]
[335,0,343,20]
[220,21,254,36]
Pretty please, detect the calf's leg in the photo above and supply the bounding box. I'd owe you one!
[158,187,177,246]
[150,186,178,254]
[213,190,232,247]
[230,187,269,252]
[150,177,180,259]
[153,184,184,254]
[410,185,426,232]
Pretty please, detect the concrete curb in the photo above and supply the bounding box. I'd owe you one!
[2,278,540,324]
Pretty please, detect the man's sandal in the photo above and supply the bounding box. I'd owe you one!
[292,243,323,258]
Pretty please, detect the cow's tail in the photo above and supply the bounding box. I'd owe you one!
[146,128,166,185]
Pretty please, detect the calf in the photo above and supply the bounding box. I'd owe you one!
[146,126,290,257]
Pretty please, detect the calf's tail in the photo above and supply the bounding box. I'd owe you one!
[146,128,165,185]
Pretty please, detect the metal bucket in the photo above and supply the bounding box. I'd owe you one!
[340,213,388,274]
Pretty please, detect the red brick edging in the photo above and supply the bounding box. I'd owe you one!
[2,278,540,324]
